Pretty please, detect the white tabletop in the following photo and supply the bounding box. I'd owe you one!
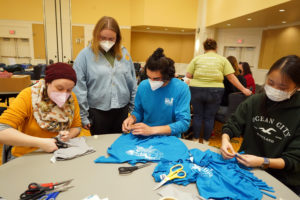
[0,134,299,200]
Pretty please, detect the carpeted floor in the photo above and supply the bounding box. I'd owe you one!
[183,120,243,152]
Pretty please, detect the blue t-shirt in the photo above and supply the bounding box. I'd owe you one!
[94,133,190,165]
[132,78,191,137]
[152,149,275,200]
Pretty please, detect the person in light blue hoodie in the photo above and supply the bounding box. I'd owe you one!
[122,48,191,138]
[73,16,137,135]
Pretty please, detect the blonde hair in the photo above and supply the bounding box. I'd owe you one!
[91,16,122,60]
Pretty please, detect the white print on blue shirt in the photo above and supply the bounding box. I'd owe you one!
[165,98,174,106]
[191,164,213,178]
[126,145,163,160]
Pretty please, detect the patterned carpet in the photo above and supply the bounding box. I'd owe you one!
[183,120,243,152]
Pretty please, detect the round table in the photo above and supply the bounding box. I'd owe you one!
[0,134,298,200]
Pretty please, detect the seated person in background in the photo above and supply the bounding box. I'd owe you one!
[0,63,82,157]
[216,56,247,121]
[241,62,256,93]
[122,48,191,138]
[221,55,300,195]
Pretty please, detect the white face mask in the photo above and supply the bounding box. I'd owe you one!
[149,79,164,91]
[264,84,296,102]
[100,40,115,52]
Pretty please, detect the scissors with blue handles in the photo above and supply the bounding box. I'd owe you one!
[38,185,73,200]
[38,192,60,200]
[153,164,186,190]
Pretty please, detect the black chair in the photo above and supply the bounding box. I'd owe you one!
[32,65,42,80]
[38,64,47,78]
[0,107,6,116]
[0,63,6,69]
[133,63,141,75]
[2,144,12,164]
[215,92,248,123]
[0,107,13,164]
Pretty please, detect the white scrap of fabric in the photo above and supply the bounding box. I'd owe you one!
[157,185,206,200]
[51,137,95,163]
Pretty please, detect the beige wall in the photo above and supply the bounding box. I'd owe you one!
[139,0,198,28]
[258,25,300,69]
[71,0,131,25]
[131,32,195,63]
[206,0,290,26]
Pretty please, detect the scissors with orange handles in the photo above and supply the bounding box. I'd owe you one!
[153,164,186,190]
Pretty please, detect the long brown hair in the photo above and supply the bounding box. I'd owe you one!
[227,56,240,75]
[91,16,122,60]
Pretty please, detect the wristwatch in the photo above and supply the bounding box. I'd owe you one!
[261,157,270,169]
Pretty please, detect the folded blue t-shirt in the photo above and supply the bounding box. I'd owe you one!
[94,133,190,165]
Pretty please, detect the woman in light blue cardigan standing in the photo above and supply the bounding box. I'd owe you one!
[73,16,137,135]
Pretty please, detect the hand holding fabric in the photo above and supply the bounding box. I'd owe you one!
[122,115,136,133]
[131,122,154,136]
[220,134,236,159]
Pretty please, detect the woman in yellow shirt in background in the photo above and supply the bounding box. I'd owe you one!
[0,63,82,157]
[186,39,252,144]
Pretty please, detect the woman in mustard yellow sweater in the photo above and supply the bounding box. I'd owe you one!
[0,63,82,157]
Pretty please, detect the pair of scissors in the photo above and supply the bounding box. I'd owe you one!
[153,164,186,190]
[20,179,73,200]
[54,136,69,148]
[118,163,151,174]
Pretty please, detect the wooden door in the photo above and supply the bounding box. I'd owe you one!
[72,26,84,60]
[32,24,46,60]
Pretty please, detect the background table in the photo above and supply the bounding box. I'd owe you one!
[0,134,299,200]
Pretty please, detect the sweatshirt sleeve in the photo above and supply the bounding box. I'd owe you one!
[0,87,31,129]
[168,83,191,137]
[281,126,300,172]
[72,50,90,126]
[222,97,249,138]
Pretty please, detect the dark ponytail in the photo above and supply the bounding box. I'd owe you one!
[145,48,175,81]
